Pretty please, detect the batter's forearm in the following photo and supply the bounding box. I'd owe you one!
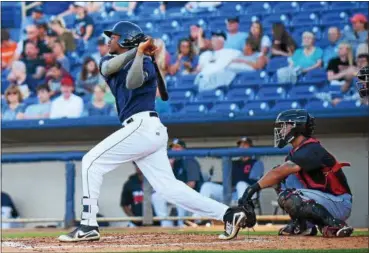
[101,48,137,76]
[126,52,146,89]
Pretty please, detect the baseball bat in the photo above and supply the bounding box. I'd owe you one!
[151,55,169,101]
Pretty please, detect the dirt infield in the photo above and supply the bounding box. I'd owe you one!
[2,230,368,252]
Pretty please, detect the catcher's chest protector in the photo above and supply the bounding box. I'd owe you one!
[286,138,351,196]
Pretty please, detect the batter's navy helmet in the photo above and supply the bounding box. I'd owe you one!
[104,21,146,48]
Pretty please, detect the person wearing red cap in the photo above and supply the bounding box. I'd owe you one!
[344,13,368,53]
[49,76,83,119]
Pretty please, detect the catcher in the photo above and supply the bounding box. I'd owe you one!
[238,109,354,237]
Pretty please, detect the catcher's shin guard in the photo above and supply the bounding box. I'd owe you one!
[278,190,352,237]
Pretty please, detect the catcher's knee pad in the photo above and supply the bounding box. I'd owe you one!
[277,190,303,218]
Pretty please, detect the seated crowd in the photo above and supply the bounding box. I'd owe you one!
[1,1,368,121]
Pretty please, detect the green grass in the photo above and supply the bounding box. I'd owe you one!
[2,229,368,239]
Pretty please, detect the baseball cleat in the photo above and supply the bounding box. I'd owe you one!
[278,220,318,236]
[58,225,100,242]
[218,207,246,240]
[322,225,354,237]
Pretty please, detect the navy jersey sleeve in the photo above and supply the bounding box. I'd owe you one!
[185,158,201,182]
[290,143,336,172]
[99,55,115,79]
[143,57,157,82]
[120,181,133,207]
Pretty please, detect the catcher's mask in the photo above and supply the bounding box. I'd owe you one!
[104,21,147,49]
[356,66,369,98]
[274,109,315,148]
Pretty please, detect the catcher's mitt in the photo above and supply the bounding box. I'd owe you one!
[239,200,257,228]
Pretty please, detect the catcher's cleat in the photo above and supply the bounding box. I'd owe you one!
[218,207,246,240]
[278,220,318,236]
[58,225,100,242]
[322,225,354,237]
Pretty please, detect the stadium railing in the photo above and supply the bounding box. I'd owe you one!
[2,147,291,228]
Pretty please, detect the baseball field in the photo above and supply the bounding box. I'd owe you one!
[2,226,368,253]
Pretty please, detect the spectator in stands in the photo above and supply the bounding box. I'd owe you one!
[153,38,171,77]
[7,61,35,98]
[36,23,48,42]
[355,41,368,58]
[227,38,268,73]
[199,137,264,203]
[155,88,172,114]
[323,27,342,68]
[83,85,115,117]
[15,24,50,60]
[327,42,354,93]
[50,77,83,119]
[152,139,204,227]
[120,162,157,227]
[49,18,76,53]
[271,23,297,57]
[44,29,58,50]
[21,42,46,82]
[92,36,109,63]
[189,25,211,55]
[224,17,248,52]
[76,57,100,94]
[1,29,17,70]
[344,13,368,53]
[195,31,241,90]
[21,6,48,35]
[46,62,74,97]
[112,2,137,16]
[1,84,25,121]
[185,2,221,13]
[1,192,20,229]
[72,2,94,43]
[51,40,70,72]
[247,21,271,55]
[169,38,199,75]
[22,84,51,119]
[277,32,323,84]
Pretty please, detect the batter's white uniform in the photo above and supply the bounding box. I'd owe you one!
[81,112,229,227]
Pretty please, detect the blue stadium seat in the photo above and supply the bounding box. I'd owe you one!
[262,14,289,29]
[272,2,300,14]
[243,101,271,116]
[209,102,242,115]
[170,90,195,103]
[334,100,364,109]
[245,2,272,15]
[330,2,359,11]
[305,100,333,110]
[301,68,327,85]
[218,2,244,14]
[196,89,225,102]
[288,85,317,100]
[255,87,286,100]
[290,12,319,27]
[320,11,349,26]
[23,96,39,107]
[231,71,267,88]
[180,103,208,116]
[266,57,289,74]
[270,100,302,112]
[177,74,196,89]
[300,2,329,12]
[226,87,255,101]
[169,101,184,112]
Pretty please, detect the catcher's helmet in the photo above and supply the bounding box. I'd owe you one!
[104,21,146,48]
[356,66,369,98]
[274,109,315,148]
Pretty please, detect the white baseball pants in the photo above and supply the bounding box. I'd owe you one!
[80,111,229,227]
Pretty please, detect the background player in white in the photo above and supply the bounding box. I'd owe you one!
[58,21,255,242]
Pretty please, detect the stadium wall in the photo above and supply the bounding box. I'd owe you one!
[2,134,368,228]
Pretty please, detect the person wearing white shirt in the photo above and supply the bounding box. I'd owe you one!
[224,17,248,52]
[50,77,84,119]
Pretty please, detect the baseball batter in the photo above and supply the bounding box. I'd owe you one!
[58,21,256,242]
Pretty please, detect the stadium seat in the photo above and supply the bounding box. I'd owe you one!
[270,100,302,112]
[255,86,286,100]
[231,71,267,88]
[288,85,317,100]
[243,101,271,116]
[177,75,197,89]
[262,14,289,29]
[300,2,329,12]
[301,68,327,85]
[226,87,255,101]
[209,101,242,115]
[334,100,364,109]
[196,89,225,102]
[290,12,319,27]
[245,2,272,15]
[305,100,333,110]
[170,90,195,103]
[23,96,39,107]
[265,57,289,74]
[330,2,359,11]
[180,103,208,116]
[272,1,300,14]
[320,11,349,26]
